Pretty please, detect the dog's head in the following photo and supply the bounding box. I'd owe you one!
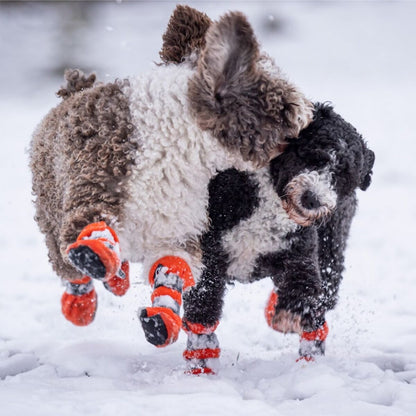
[270,103,375,226]
[176,10,314,168]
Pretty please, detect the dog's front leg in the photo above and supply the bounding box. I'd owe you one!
[265,229,329,360]
[182,320,220,375]
[139,256,195,348]
[182,268,226,374]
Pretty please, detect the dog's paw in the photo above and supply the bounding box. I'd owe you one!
[298,321,329,360]
[103,261,130,296]
[270,309,302,334]
[61,277,97,326]
[66,222,121,281]
[139,307,182,347]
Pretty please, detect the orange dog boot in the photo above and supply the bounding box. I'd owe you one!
[139,256,195,347]
[140,306,182,347]
[182,320,220,375]
[265,290,302,334]
[61,276,97,326]
[66,222,121,282]
[103,260,130,297]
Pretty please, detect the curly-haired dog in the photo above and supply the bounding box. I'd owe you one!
[30,6,313,345]
[180,103,374,373]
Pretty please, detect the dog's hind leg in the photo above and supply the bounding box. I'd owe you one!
[61,221,130,326]
[31,74,137,325]
[139,256,195,348]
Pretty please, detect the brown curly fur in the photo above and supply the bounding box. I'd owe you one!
[30,70,137,280]
[56,68,97,99]
[188,12,313,168]
[160,5,212,64]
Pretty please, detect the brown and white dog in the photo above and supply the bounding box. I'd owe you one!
[30,6,313,345]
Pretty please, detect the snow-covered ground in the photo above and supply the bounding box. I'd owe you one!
[1,2,415,415]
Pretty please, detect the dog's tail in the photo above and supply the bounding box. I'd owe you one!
[56,68,96,99]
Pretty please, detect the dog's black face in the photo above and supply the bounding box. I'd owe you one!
[270,103,375,226]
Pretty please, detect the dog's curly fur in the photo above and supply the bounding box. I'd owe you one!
[30,6,312,284]
[56,68,97,99]
[161,6,313,167]
[159,5,212,64]
[188,12,313,167]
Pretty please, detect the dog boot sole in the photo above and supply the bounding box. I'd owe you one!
[67,245,107,280]
[139,307,181,348]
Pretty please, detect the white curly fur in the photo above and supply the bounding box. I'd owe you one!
[116,63,254,280]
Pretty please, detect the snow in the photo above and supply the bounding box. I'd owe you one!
[1,1,416,415]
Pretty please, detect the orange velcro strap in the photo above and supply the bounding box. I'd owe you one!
[67,238,121,280]
[149,256,195,289]
[296,355,315,363]
[151,286,182,305]
[301,321,329,342]
[105,261,130,297]
[70,276,92,285]
[183,348,221,360]
[182,319,219,335]
[186,367,215,375]
[264,291,279,328]
[76,221,119,243]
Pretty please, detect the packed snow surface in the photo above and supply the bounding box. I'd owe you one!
[1,2,415,415]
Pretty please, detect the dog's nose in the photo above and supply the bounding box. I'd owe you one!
[301,190,321,210]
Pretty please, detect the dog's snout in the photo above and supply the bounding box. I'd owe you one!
[300,190,321,210]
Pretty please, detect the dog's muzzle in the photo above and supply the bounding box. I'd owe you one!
[282,170,337,226]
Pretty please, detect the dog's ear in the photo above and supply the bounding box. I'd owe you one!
[359,146,375,191]
[160,5,212,64]
[197,12,259,96]
[189,12,313,167]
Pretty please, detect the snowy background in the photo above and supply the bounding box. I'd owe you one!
[1,1,415,415]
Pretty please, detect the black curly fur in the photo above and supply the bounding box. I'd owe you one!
[183,103,374,333]
[271,103,375,197]
[183,169,260,326]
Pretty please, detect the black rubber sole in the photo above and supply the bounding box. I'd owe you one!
[139,309,168,347]
[68,245,106,280]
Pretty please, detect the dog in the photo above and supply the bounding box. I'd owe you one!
[181,103,374,373]
[155,6,375,374]
[30,5,313,351]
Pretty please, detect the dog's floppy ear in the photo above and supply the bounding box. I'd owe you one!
[359,146,375,191]
[189,12,313,167]
[160,5,212,64]
[197,12,259,96]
